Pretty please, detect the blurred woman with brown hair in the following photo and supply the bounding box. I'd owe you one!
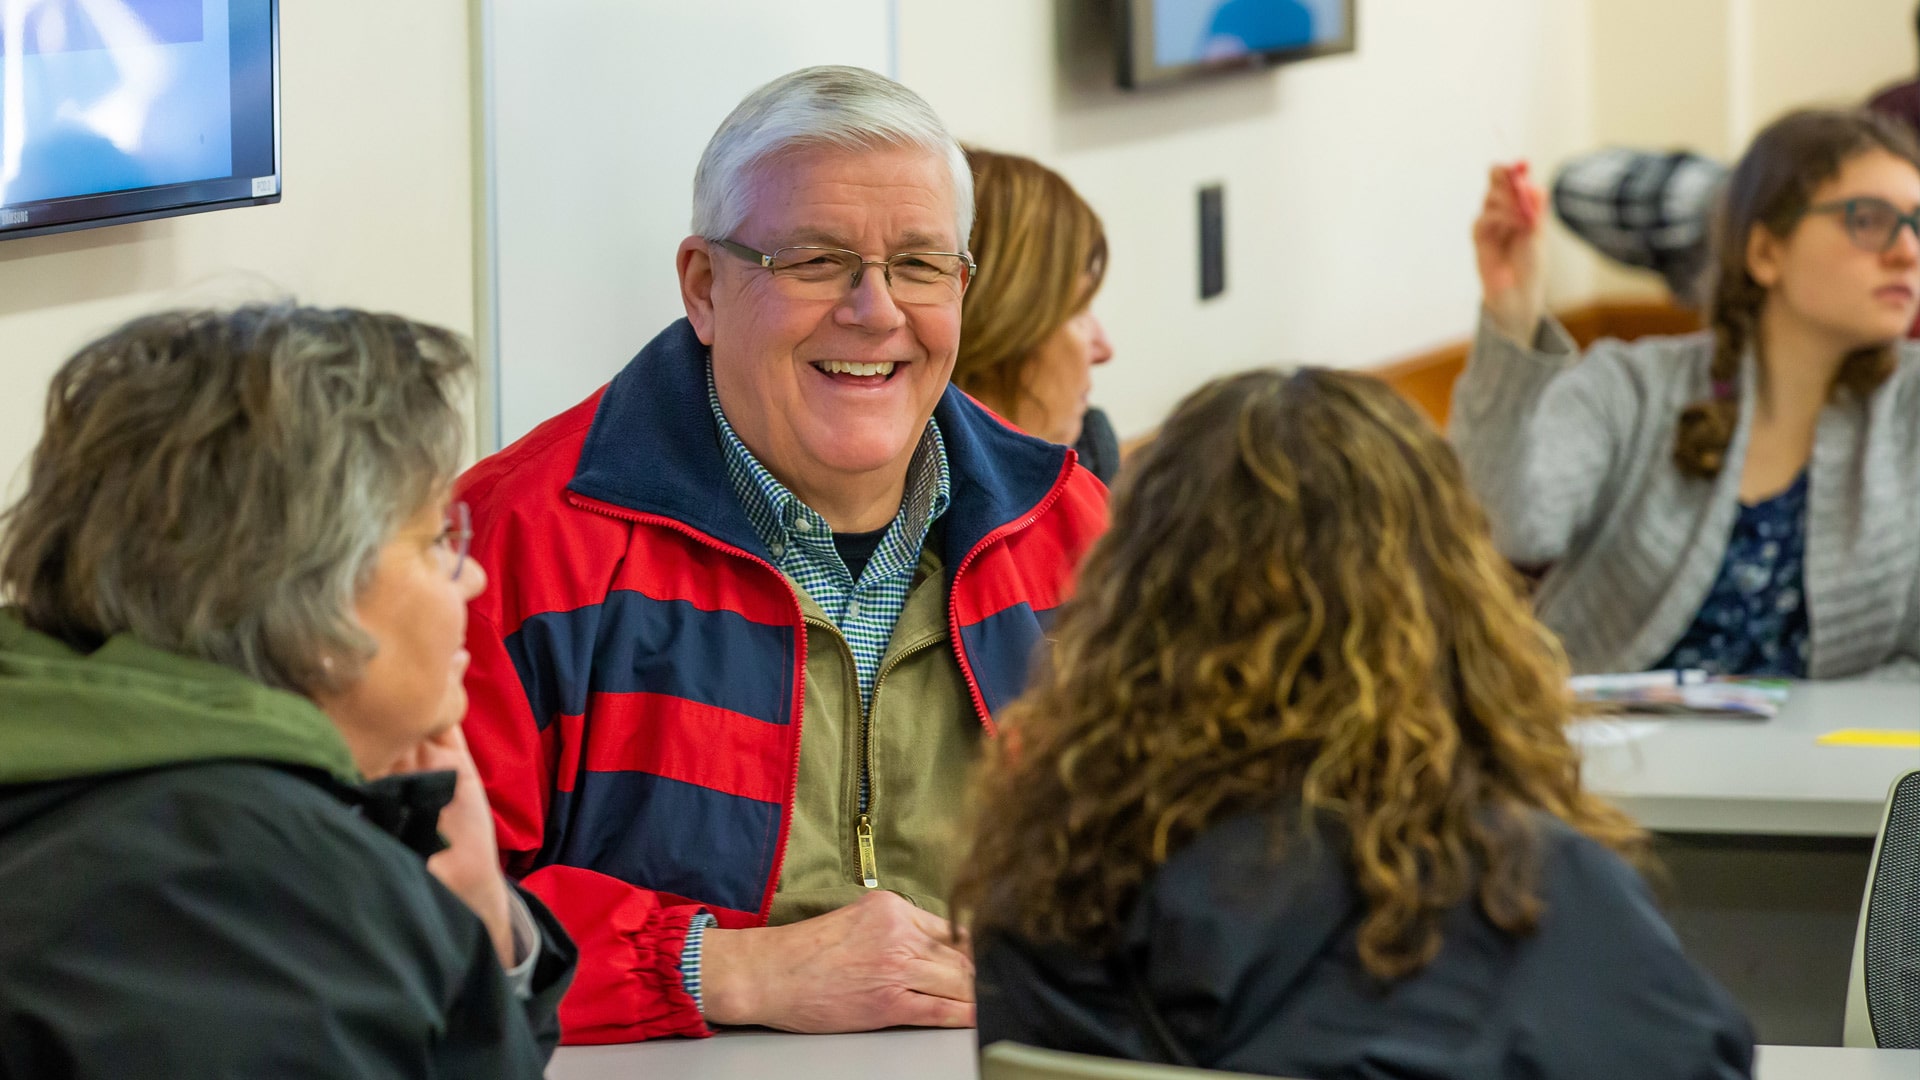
[956,147,1120,480]
[1456,109,1920,678]
[955,369,1752,1079]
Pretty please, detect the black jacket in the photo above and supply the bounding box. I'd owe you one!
[0,611,576,1078]
[977,812,1755,1080]
[1072,406,1121,485]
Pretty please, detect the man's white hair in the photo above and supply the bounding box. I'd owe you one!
[691,65,974,250]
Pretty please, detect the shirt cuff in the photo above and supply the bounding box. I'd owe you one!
[679,911,719,1016]
[503,887,541,1000]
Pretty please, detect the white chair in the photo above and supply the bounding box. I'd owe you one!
[980,1041,1289,1080]
[1843,768,1920,1048]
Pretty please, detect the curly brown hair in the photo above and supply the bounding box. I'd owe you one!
[951,369,1645,981]
[1677,109,1920,477]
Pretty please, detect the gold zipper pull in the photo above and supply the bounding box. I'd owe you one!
[856,814,879,888]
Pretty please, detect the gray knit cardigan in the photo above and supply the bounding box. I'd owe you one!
[1450,313,1920,678]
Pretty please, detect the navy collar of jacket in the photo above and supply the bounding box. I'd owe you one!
[568,318,1071,567]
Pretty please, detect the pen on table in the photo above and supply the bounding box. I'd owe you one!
[1570,669,1711,690]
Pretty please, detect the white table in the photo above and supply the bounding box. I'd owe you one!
[1571,680,1918,1045]
[551,685,1918,1061]
[546,1030,1918,1079]
[1576,680,1919,837]
[549,1030,975,1080]
[1755,1045,1920,1079]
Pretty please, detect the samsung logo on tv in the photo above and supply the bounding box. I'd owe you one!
[0,209,26,227]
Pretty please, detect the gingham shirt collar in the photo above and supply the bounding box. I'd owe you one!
[707,362,950,624]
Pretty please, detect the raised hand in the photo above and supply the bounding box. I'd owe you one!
[1473,160,1549,340]
[699,890,975,1032]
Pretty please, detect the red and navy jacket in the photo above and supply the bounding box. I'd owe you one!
[457,319,1109,1044]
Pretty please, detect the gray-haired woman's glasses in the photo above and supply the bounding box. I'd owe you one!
[708,237,976,304]
[1804,197,1920,254]
[438,501,473,581]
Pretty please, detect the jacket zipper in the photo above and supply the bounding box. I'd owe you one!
[799,612,875,888]
[945,455,1081,736]
[853,631,945,890]
[826,456,1081,890]
[566,493,806,926]
[855,814,878,889]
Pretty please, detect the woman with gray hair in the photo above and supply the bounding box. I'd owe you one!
[0,305,575,1076]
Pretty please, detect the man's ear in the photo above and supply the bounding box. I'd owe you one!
[678,236,718,345]
[1746,223,1785,290]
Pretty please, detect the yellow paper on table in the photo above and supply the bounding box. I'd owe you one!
[1817,729,1920,749]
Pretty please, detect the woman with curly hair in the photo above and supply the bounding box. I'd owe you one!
[954,370,1753,1079]
[1457,109,1920,677]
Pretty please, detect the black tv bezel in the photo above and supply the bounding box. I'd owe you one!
[1117,0,1357,91]
[0,0,282,242]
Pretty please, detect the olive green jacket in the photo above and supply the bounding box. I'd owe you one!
[0,609,574,1077]
[771,544,981,923]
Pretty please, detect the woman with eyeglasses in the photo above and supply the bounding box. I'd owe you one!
[1456,109,1920,678]
[0,306,574,1076]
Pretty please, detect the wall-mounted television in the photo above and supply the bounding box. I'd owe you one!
[0,0,279,241]
[1118,0,1356,90]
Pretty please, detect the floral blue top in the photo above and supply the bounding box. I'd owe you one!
[1654,471,1810,677]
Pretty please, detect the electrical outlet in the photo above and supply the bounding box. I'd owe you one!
[1199,183,1225,300]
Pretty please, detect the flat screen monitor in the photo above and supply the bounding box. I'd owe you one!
[1119,0,1355,90]
[0,0,279,241]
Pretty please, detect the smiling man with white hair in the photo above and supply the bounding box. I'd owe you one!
[456,66,1109,1043]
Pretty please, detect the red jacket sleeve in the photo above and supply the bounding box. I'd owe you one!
[464,607,713,1044]
[456,427,715,1044]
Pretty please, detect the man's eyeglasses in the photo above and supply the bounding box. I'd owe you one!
[1804,197,1920,254]
[437,501,472,582]
[708,237,976,304]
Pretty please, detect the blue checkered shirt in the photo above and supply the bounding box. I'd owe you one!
[706,362,951,709]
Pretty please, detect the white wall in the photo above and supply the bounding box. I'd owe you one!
[898,0,1600,436]
[0,0,475,498]
[1591,0,1916,162]
[478,0,893,448]
[7,1,1915,482]
[1590,0,1735,155]
[1586,0,1918,298]
[1745,0,1915,145]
